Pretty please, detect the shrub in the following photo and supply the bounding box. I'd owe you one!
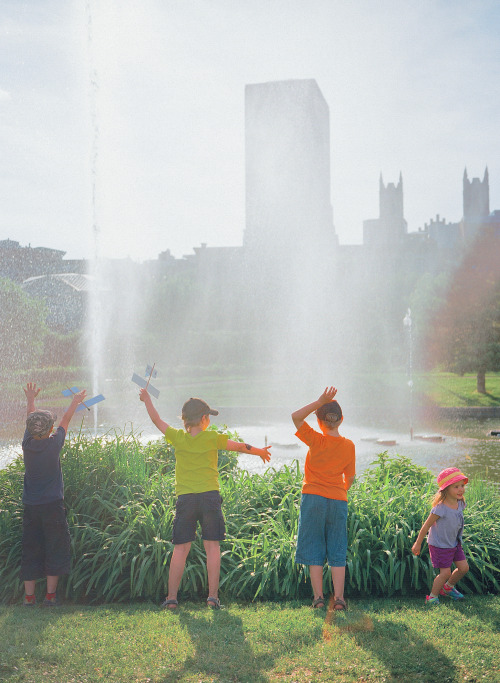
[0,441,498,604]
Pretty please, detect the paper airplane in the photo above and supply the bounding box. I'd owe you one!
[145,364,158,379]
[62,386,105,412]
[132,362,160,398]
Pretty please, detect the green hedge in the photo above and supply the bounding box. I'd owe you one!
[1,434,499,604]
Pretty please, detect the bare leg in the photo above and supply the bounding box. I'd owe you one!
[204,540,221,599]
[331,566,346,606]
[446,560,469,587]
[46,576,59,594]
[24,580,36,596]
[166,542,191,607]
[309,565,324,601]
[430,567,451,596]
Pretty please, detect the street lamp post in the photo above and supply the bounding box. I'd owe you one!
[403,308,414,441]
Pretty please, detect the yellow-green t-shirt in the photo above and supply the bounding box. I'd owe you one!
[164,427,229,495]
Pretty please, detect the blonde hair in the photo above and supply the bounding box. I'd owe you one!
[432,483,466,507]
[432,488,447,507]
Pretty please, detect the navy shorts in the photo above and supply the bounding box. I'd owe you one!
[295,493,348,567]
[172,490,225,545]
[20,500,71,580]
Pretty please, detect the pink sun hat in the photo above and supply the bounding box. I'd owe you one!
[437,467,468,491]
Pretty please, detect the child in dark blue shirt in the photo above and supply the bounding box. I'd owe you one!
[21,382,85,606]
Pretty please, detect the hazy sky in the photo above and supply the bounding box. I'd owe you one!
[0,0,498,260]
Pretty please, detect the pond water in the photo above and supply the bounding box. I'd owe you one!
[2,415,499,484]
[232,417,500,483]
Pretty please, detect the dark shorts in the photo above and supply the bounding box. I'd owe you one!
[295,493,348,567]
[172,490,225,545]
[20,500,71,581]
[428,542,467,569]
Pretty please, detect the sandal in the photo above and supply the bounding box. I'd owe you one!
[312,597,326,608]
[333,598,347,611]
[207,596,222,610]
[161,598,179,610]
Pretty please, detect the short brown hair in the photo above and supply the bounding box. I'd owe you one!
[315,401,342,425]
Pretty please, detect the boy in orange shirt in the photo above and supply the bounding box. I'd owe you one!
[292,387,355,610]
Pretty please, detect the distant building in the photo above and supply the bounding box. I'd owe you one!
[363,174,408,247]
[244,79,337,260]
[0,239,84,283]
[3,79,499,347]
[361,165,498,268]
[461,167,490,243]
[22,273,91,332]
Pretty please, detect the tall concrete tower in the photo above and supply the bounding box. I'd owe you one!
[244,79,336,259]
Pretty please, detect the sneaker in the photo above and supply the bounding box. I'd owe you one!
[42,596,61,607]
[23,595,36,607]
[440,585,464,600]
[425,595,440,605]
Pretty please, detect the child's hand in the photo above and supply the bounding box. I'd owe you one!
[257,446,272,463]
[318,386,337,405]
[71,389,87,405]
[24,382,41,400]
[139,388,151,403]
[411,542,421,556]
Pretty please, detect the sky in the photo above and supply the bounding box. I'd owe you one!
[0,0,499,261]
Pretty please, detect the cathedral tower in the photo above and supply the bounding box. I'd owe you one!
[363,173,407,246]
[462,167,489,242]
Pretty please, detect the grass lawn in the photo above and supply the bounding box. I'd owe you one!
[2,371,500,437]
[0,597,498,682]
[182,371,500,409]
[420,372,500,408]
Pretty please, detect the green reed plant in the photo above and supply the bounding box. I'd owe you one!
[1,438,499,604]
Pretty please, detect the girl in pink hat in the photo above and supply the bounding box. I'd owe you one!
[412,467,469,605]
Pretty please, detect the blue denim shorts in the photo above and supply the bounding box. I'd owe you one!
[295,494,348,567]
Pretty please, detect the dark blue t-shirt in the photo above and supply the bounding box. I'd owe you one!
[22,426,66,505]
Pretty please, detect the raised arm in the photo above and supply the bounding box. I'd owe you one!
[24,382,41,416]
[139,388,170,434]
[291,386,337,429]
[226,439,271,463]
[59,389,87,433]
[411,512,440,555]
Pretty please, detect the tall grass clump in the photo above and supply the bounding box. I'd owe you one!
[1,438,499,604]
[345,452,500,596]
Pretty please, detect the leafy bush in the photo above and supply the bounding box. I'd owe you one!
[1,441,498,604]
[0,278,48,371]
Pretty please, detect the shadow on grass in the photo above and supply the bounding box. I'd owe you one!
[451,594,500,631]
[0,604,67,680]
[165,606,274,683]
[325,598,459,682]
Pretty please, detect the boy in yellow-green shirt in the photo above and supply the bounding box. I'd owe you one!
[140,389,271,609]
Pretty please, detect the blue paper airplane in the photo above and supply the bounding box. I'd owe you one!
[145,364,158,379]
[131,373,160,399]
[62,386,105,412]
[132,362,160,398]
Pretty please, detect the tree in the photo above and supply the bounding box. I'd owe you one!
[427,230,500,393]
[0,277,48,373]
